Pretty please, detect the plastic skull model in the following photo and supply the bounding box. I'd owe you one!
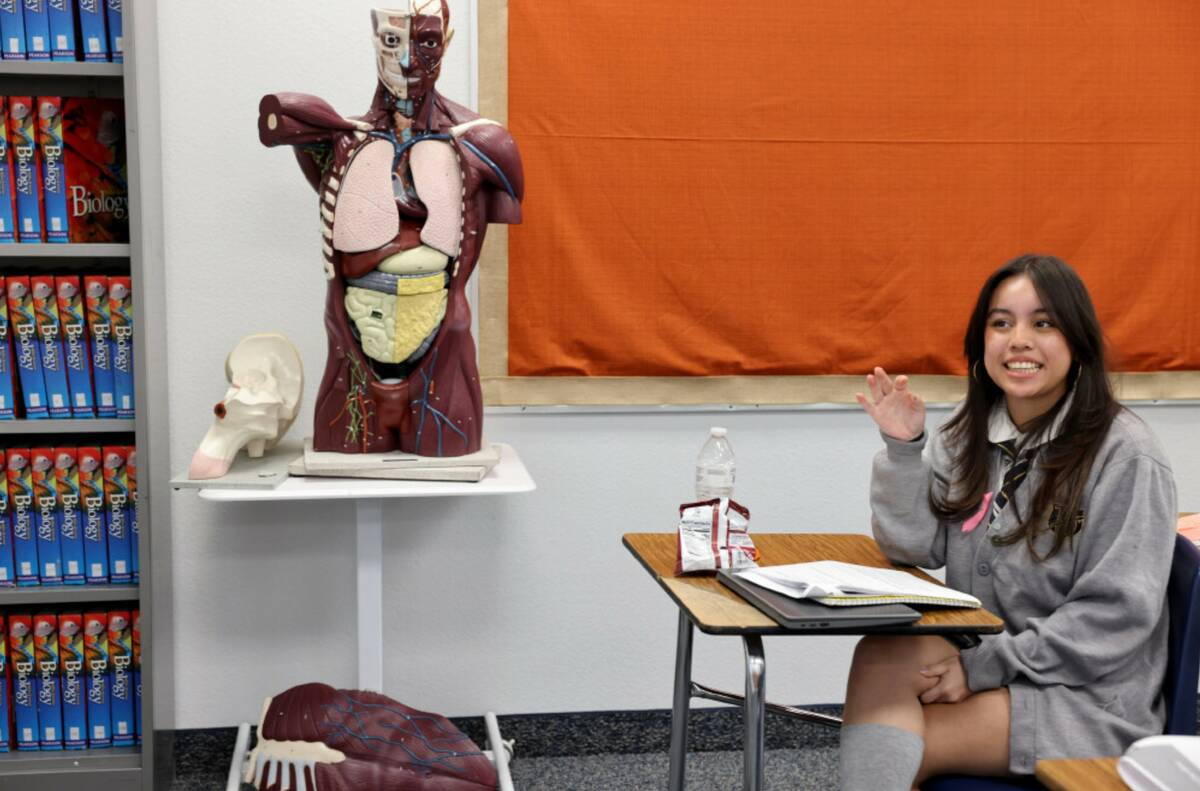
[188,333,304,480]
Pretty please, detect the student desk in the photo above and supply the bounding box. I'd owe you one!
[1034,757,1126,791]
[623,532,1005,791]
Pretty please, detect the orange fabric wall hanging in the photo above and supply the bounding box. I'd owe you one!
[479,1,1200,405]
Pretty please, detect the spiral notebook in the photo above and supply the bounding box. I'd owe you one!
[732,560,982,608]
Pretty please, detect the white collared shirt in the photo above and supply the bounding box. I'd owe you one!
[986,390,1075,450]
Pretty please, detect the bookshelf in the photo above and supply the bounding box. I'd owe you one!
[0,243,130,257]
[0,584,136,607]
[2,418,133,434]
[0,6,155,789]
[0,62,122,78]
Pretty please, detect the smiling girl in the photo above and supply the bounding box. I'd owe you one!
[842,254,1177,789]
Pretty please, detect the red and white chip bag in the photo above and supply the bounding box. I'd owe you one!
[674,497,759,575]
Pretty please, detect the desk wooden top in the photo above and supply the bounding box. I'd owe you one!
[1035,757,1125,791]
[623,533,1005,636]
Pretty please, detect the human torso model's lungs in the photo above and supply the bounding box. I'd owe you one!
[408,139,464,257]
[330,139,399,254]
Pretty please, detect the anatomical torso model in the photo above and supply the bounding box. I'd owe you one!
[259,2,523,457]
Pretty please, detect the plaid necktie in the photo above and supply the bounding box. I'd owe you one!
[987,439,1033,529]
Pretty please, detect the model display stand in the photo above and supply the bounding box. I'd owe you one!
[195,4,532,787]
[171,441,299,491]
[189,444,534,791]
[172,439,503,489]
[291,437,500,481]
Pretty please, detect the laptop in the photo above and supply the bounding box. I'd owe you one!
[717,568,922,630]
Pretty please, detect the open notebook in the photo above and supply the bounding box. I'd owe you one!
[733,560,981,608]
[717,570,922,629]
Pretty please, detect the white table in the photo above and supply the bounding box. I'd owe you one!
[196,442,535,692]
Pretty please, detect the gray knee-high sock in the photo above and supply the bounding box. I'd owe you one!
[839,723,924,791]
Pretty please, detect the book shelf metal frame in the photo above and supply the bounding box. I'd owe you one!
[0,7,161,787]
[0,244,131,258]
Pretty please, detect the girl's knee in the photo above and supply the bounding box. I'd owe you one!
[850,634,898,666]
[852,634,950,668]
[849,635,957,694]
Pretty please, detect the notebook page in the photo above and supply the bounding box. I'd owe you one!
[736,560,979,606]
[735,563,848,598]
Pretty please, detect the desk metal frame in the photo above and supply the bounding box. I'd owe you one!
[668,613,853,791]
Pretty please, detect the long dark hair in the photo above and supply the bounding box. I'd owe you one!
[930,254,1120,560]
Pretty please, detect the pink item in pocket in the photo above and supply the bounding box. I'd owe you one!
[961,491,994,533]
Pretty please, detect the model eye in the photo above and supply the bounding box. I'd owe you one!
[421,38,439,49]
[382,32,401,47]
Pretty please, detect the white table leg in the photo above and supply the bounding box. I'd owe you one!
[356,498,384,692]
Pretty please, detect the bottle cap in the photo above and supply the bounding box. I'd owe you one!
[710,427,727,437]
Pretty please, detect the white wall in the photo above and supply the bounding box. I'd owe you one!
[153,1,1200,729]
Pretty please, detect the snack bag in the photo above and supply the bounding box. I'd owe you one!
[674,497,759,575]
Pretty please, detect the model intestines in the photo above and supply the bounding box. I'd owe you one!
[258,2,523,457]
[244,682,497,791]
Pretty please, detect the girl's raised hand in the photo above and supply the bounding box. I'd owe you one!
[854,367,925,441]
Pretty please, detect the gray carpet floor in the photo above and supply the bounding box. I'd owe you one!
[505,747,840,790]
[169,746,840,790]
[164,699,1200,789]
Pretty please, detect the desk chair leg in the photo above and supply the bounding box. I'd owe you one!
[668,613,694,791]
[743,636,766,791]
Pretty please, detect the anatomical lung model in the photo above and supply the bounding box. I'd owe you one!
[258,1,523,457]
[243,682,497,791]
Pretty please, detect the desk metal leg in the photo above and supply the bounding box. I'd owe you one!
[668,612,694,791]
[356,498,384,692]
[743,635,765,791]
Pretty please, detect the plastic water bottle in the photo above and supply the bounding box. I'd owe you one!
[695,427,736,500]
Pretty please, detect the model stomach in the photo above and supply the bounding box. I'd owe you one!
[344,244,450,366]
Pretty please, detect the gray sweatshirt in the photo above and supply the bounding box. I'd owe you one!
[870,408,1176,775]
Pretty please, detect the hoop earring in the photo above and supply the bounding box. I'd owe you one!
[971,360,981,382]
